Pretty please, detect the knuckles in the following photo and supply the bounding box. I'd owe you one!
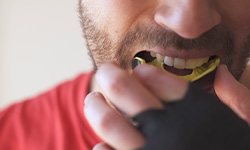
[95,108,119,135]
[105,71,131,96]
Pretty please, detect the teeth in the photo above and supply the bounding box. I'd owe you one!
[185,57,209,69]
[164,56,174,67]
[159,54,210,69]
[156,54,164,62]
[174,58,186,69]
[150,52,156,57]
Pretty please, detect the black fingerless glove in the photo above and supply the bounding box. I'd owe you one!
[133,84,250,150]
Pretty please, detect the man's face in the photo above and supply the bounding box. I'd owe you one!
[79,0,250,84]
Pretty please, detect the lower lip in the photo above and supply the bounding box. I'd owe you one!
[132,50,217,91]
[163,65,193,76]
[162,63,216,92]
[163,64,216,91]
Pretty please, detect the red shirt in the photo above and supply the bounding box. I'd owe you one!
[0,73,101,150]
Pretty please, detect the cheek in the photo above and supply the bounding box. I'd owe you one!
[84,0,151,40]
[217,1,250,35]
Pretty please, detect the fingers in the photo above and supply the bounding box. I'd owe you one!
[93,143,113,150]
[84,92,145,150]
[214,65,250,123]
[95,63,163,117]
[133,64,189,102]
[240,64,250,89]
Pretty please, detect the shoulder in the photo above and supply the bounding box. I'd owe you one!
[0,72,99,150]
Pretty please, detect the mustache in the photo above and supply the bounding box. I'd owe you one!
[118,24,234,52]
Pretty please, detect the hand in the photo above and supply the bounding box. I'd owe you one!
[214,65,250,124]
[84,63,188,150]
[84,63,250,150]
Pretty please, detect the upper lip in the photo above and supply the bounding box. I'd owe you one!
[134,47,223,59]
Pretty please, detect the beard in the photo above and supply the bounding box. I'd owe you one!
[79,3,250,80]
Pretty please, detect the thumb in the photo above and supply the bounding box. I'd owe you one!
[214,65,250,123]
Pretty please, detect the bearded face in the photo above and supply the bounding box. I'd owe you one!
[78,0,250,85]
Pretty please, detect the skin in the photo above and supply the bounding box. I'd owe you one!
[79,0,250,149]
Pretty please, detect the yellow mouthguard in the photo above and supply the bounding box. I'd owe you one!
[133,57,220,82]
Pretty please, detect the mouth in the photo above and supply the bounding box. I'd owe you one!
[132,50,220,82]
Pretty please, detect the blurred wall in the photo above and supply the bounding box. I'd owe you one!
[0,0,92,109]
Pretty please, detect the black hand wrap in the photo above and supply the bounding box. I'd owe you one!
[133,84,250,150]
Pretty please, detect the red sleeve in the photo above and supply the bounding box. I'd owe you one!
[0,72,101,150]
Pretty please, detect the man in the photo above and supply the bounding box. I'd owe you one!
[80,0,250,149]
[0,0,250,150]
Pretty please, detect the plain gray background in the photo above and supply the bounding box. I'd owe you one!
[0,0,92,108]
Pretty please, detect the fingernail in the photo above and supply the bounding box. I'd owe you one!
[220,64,228,71]
[223,64,228,70]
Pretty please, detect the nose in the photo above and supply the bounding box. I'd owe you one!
[154,0,221,39]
